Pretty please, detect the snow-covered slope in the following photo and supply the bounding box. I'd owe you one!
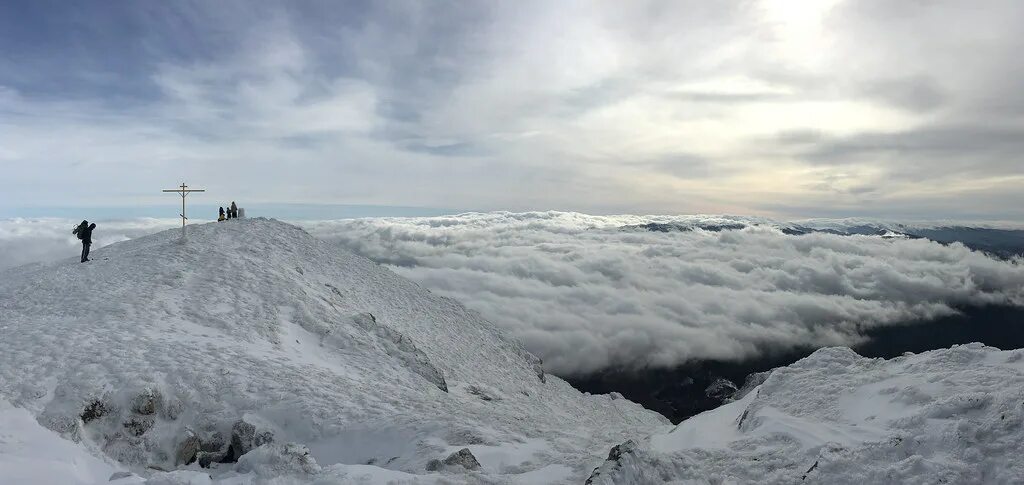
[586,344,1024,484]
[0,218,665,484]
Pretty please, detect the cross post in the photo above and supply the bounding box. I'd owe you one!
[162,182,206,238]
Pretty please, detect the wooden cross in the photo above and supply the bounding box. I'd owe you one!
[162,182,206,237]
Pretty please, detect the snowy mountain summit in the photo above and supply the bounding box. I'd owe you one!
[0,218,665,484]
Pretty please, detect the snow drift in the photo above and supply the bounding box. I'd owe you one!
[586,343,1024,484]
[0,218,665,484]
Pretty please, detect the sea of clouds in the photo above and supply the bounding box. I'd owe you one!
[0,218,180,271]
[304,212,1024,375]
[3,213,1023,376]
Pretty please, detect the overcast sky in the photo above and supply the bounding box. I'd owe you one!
[2,0,1022,219]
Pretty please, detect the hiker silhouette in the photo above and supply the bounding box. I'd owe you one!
[72,220,96,263]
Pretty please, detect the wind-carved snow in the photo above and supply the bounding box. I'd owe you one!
[586,344,1024,484]
[0,218,665,484]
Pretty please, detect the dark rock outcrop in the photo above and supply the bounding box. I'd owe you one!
[705,377,739,401]
[81,400,107,424]
[426,448,482,472]
[585,440,638,485]
[175,430,201,465]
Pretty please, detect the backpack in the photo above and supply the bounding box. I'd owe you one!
[73,223,86,240]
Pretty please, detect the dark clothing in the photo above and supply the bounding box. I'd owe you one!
[75,223,95,262]
[79,223,95,244]
[230,202,238,219]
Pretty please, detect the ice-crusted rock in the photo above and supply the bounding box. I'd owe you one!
[132,387,161,415]
[426,447,482,472]
[123,415,154,437]
[200,431,226,453]
[81,399,108,424]
[585,440,641,485]
[194,430,230,468]
[230,418,274,462]
[175,430,201,466]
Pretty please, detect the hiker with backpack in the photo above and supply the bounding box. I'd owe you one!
[218,207,226,221]
[72,220,96,263]
[230,201,238,219]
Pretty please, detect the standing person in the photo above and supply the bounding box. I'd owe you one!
[230,201,238,219]
[72,220,96,263]
[218,207,226,221]
[225,204,232,220]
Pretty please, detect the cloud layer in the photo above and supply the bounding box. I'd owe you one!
[305,212,1024,375]
[0,218,179,271]
[1,1,1023,218]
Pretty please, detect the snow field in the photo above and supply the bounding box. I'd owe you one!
[588,343,1024,484]
[0,218,665,484]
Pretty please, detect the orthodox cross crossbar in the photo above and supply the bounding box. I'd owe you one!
[162,182,206,237]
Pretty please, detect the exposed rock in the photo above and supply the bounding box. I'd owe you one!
[230,419,274,461]
[705,377,739,401]
[123,416,154,437]
[131,387,161,415]
[445,448,482,470]
[81,399,107,424]
[728,370,772,403]
[428,448,482,472]
[527,353,546,383]
[467,385,500,402]
[585,440,638,485]
[201,431,226,453]
[176,430,201,466]
[197,449,230,468]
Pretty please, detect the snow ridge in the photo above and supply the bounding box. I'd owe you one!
[0,218,665,484]
[587,344,1024,484]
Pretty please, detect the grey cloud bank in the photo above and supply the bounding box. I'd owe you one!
[304,212,1024,375]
